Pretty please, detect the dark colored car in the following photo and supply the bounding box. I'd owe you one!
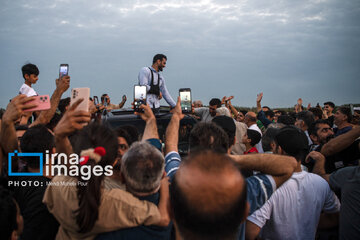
[102,108,198,156]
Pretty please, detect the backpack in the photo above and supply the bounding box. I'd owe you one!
[147,67,160,96]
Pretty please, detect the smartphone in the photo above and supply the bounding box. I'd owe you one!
[59,64,69,77]
[134,85,147,112]
[24,95,51,112]
[70,88,90,111]
[93,96,99,105]
[179,88,192,113]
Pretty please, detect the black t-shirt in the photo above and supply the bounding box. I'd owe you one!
[317,139,360,174]
[12,176,59,240]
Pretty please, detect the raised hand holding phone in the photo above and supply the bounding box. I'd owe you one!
[179,88,192,113]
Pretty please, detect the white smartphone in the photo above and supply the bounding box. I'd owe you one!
[134,85,147,112]
[70,88,90,111]
[59,64,69,77]
[179,88,192,113]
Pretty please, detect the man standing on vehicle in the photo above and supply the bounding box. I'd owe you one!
[138,54,176,113]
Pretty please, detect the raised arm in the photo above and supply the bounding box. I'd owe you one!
[118,95,127,109]
[165,97,184,154]
[227,100,240,118]
[321,127,360,157]
[135,104,159,141]
[30,76,70,127]
[256,92,263,113]
[306,151,329,182]
[54,99,91,157]
[230,154,297,188]
[0,95,38,173]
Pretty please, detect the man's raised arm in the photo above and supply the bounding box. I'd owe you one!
[321,127,360,157]
[230,154,297,188]
[165,97,184,155]
[0,95,38,172]
[136,104,159,141]
[30,76,70,127]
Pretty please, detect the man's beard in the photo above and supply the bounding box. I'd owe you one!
[158,66,163,71]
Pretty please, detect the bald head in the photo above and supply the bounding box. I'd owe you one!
[244,111,257,127]
[170,150,247,240]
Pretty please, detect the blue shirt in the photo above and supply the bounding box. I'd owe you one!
[164,151,276,240]
[138,67,176,108]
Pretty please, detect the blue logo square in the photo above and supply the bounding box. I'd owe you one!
[8,151,43,176]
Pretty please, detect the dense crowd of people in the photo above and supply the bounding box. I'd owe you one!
[0,62,359,240]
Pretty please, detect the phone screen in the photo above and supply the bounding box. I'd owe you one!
[179,89,192,113]
[59,64,69,77]
[134,86,147,112]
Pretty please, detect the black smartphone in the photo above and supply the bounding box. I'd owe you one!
[59,64,69,77]
[179,88,192,113]
[134,85,147,112]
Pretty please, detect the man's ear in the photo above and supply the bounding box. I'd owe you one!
[161,171,166,179]
[24,74,29,80]
[51,147,56,154]
[309,134,318,144]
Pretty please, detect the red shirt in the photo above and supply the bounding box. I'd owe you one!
[244,147,259,155]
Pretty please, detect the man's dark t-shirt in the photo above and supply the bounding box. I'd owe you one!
[12,176,59,240]
[330,166,360,240]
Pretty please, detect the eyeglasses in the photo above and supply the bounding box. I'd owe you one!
[320,127,333,133]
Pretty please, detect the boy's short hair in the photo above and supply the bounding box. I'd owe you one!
[338,106,352,123]
[247,129,261,147]
[21,63,39,79]
[324,101,335,109]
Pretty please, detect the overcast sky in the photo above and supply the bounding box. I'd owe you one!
[1,0,359,109]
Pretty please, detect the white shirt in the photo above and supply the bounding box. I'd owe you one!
[247,171,340,240]
[138,67,176,108]
[19,83,37,97]
[249,123,264,153]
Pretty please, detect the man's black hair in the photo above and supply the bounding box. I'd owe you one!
[240,110,248,116]
[212,116,236,147]
[296,111,315,128]
[277,114,295,125]
[20,124,55,169]
[308,107,323,120]
[189,122,229,153]
[0,187,18,240]
[262,127,281,152]
[247,129,261,147]
[58,97,70,114]
[324,101,335,109]
[338,106,352,123]
[308,119,331,137]
[21,63,39,79]
[118,125,139,146]
[209,98,221,108]
[170,150,247,240]
[101,94,108,102]
[152,54,167,64]
[114,127,132,146]
[262,106,271,111]
[264,110,274,119]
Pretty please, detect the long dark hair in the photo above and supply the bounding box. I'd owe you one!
[72,123,118,233]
